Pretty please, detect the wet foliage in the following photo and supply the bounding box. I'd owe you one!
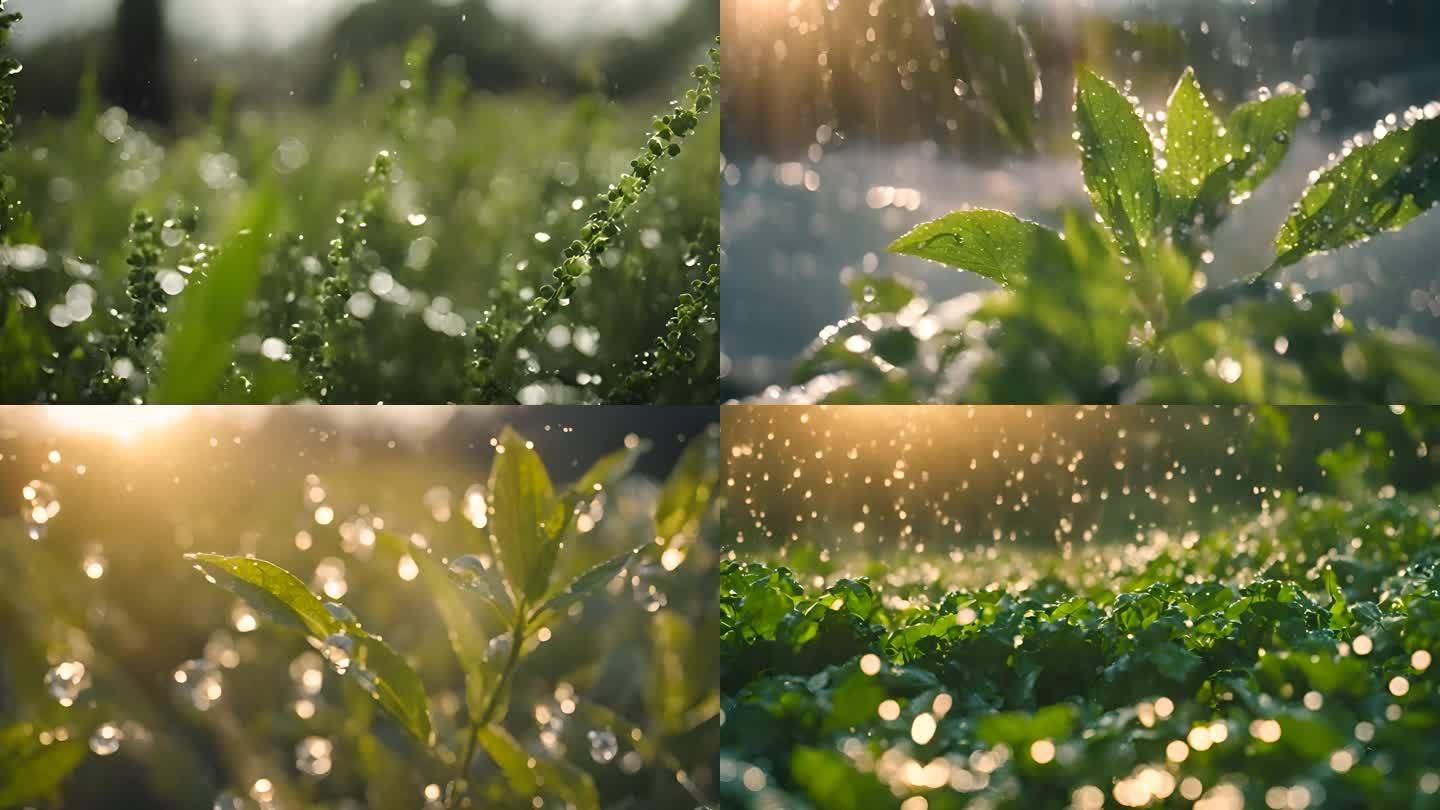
[0,3,719,404]
[0,411,720,808]
[720,407,1440,809]
[781,44,1440,404]
[724,2,1440,402]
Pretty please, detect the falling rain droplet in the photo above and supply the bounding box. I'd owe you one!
[44,660,89,707]
[21,479,60,540]
[173,659,224,710]
[587,729,619,764]
[462,484,488,529]
[295,736,334,777]
[89,722,122,756]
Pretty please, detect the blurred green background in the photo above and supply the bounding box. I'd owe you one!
[12,0,716,120]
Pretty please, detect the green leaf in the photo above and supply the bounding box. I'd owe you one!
[539,546,639,616]
[376,531,494,719]
[650,605,699,732]
[563,440,651,505]
[846,274,916,316]
[152,186,278,403]
[1224,92,1305,198]
[1275,117,1440,268]
[1161,72,1302,243]
[1161,68,1229,223]
[977,704,1078,747]
[1075,67,1160,260]
[187,552,333,636]
[888,209,1066,287]
[791,747,894,810]
[0,723,89,806]
[476,725,599,810]
[654,431,718,545]
[947,5,1038,148]
[489,427,565,602]
[1324,565,1352,629]
[186,553,434,744]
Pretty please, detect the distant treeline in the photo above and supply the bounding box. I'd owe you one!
[14,0,717,125]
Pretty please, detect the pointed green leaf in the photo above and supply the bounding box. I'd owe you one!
[563,440,651,505]
[1075,67,1160,260]
[153,186,278,403]
[1323,566,1352,629]
[650,610,707,735]
[947,5,1038,148]
[1185,90,1304,237]
[376,531,494,719]
[655,432,719,545]
[846,274,917,316]
[0,724,89,807]
[1275,116,1440,268]
[187,553,332,636]
[1161,68,1229,222]
[889,209,1066,287]
[539,547,639,617]
[489,427,565,602]
[791,747,894,810]
[477,725,599,810]
[186,553,434,744]
[1225,92,1304,196]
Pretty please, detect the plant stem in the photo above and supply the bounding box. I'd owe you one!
[446,598,528,809]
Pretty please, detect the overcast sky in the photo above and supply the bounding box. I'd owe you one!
[10,0,688,50]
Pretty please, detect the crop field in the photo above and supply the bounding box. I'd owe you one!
[720,406,1440,809]
[0,407,721,808]
[0,2,719,404]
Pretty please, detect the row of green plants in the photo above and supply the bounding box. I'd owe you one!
[722,483,1440,808]
[0,1,719,404]
[786,6,1440,404]
[0,427,720,808]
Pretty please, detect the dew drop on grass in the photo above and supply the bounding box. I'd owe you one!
[587,728,619,763]
[44,660,88,706]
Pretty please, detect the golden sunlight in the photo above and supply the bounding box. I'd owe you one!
[40,406,194,444]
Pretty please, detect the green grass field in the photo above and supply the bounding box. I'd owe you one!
[0,13,719,404]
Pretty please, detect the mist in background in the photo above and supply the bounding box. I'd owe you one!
[9,0,715,124]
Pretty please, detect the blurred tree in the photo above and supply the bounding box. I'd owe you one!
[106,0,172,123]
